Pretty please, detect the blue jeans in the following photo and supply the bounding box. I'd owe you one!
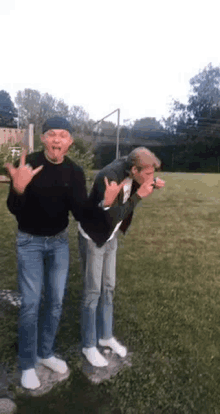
[78,231,117,348]
[16,229,69,370]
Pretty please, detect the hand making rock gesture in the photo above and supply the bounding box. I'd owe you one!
[4,150,44,194]
[103,177,128,207]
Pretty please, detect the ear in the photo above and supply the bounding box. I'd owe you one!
[131,165,138,176]
[68,140,75,149]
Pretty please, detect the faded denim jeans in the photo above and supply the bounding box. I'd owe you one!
[78,231,117,348]
[16,229,69,370]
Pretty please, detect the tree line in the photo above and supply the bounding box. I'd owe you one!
[1,62,220,171]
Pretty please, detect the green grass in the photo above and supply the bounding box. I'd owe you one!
[1,173,220,413]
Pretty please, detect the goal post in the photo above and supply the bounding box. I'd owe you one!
[93,108,120,159]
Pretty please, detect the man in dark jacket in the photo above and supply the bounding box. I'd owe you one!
[79,147,165,367]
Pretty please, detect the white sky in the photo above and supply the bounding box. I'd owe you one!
[1,0,220,125]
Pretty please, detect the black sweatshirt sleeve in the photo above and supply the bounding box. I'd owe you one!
[7,182,28,215]
[68,167,89,221]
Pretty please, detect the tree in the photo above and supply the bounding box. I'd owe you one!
[162,64,220,171]
[96,120,117,137]
[15,89,68,131]
[188,63,220,121]
[132,117,165,142]
[165,64,220,147]
[15,89,89,133]
[68,105,89,132]
[0,90,18,128]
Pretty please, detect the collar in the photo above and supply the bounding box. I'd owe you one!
[44,151,64,165]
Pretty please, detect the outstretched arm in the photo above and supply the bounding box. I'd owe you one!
[5,150,44,215]
[4,150,43,194]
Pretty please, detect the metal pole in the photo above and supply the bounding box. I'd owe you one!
[116,108,120,159]
[93,108,120,126]
[92,108,120,159]
[29,124,34,153]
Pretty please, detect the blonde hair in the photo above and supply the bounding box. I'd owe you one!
[127,147,161,171]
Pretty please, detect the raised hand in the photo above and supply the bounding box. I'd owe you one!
[4,150,44,194]
[154,177,165,189]
[103,177,128,207]
[137,179,155,198]
[137,177,165,198]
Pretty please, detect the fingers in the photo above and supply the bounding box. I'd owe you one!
[32,165,44,176]
[104,176,110,187]
[104,177,117,187]
[104,176,127,187]
[4,162,15,177]
[19,149,28,167]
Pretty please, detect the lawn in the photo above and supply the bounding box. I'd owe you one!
[1,172,220,413]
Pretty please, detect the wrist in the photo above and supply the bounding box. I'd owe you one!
[13,185,25,195]
[136,191,143,199]
[99,200,111,209]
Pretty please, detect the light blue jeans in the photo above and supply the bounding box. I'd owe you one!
[16,229,69,370]
[78,231,117,348]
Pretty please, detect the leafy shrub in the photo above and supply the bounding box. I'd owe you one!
[0,142,22,175]
[68,136,94,176]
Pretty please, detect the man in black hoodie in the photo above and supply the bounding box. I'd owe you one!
[5,117,127,390]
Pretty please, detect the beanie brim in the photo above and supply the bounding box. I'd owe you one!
[42,117,74,135]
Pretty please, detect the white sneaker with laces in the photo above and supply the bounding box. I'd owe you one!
[37,356,68,374]
[99,337,127,358]
[82,347,109,367]
[21,368,41,390]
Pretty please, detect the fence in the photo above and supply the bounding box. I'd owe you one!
[0,124,34,152]
[0,125,34,182]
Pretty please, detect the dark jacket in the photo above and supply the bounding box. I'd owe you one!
[80,157,141,245]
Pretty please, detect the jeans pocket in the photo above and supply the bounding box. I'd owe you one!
[16,231,33,247]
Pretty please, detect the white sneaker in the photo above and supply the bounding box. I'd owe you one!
[99,337,127,358]
[21,368,41,390]
[82,347,109,367]
[37,356,68,374]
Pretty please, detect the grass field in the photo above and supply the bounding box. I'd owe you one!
[1,172,220,413]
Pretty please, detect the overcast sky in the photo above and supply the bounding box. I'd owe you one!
[1,0,219,125]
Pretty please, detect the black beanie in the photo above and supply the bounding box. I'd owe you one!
[42,116,74,134]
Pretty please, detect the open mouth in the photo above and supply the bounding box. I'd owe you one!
[52,146,61,150]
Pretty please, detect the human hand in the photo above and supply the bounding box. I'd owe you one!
[154,177,165,189]
[137,180,155,198]
[103,177,128,207]
[4,150,44,194]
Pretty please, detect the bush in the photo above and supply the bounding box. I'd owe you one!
[0,142,22,175]
[67,136,95,184]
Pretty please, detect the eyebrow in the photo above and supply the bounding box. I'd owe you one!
[47,130,69,136]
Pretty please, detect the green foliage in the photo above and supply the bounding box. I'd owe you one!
[0,142,22,175]
[68,136,94,183]
[0,90,18,128]
[15,88,89,131]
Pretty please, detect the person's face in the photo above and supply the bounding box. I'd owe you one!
[130,164,155,185]
[41,129,74,162]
